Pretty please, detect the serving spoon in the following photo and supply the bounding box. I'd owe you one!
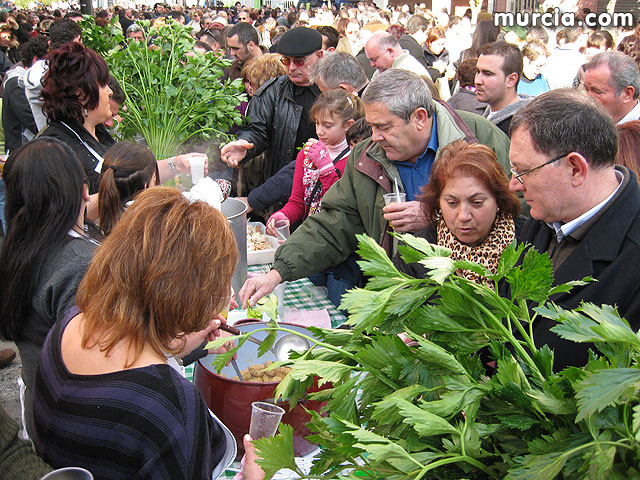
[219,324,311,361]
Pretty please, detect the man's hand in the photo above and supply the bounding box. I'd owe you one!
[221,140,254,167]
[236,197,253,214]
[239,270,282,308]
[383,200,428,232]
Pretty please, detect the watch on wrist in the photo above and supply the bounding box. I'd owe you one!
[168,158,179,176]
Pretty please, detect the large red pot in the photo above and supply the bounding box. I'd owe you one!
[194,320,326,458]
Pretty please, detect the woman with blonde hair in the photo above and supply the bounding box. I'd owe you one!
[32,188,240,479]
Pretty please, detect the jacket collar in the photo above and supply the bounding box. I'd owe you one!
[549,167,640,284]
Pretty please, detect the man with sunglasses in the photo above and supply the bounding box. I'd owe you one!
[221,28,323,200]
[508,89,640,369]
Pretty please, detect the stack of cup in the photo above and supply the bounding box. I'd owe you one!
[189,154,207,184]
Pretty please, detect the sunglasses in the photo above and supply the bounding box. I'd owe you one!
[280,54,313,67]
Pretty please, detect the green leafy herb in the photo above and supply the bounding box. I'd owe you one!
[106,20,245,158]
[242,234,640,479]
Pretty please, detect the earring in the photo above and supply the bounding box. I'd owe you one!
[83,107,88,117]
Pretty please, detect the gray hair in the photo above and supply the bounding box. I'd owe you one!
[510,89,618,168]
[126,23,144,37]
[361,69,434,122]
[368,31,399,50]
[585,51,640,100]
[312,52,368,91]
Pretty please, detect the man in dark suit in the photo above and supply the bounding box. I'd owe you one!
[509,89,640,369]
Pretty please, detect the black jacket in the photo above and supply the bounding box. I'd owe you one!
[236,75,319,186]
[515,167,640,369]
[40,122,116,194]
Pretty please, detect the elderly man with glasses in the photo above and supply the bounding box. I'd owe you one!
[221,27,323,212]
[508,88,640,369]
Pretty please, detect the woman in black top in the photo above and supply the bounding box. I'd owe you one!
[39,43,208,218]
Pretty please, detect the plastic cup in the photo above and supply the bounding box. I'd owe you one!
[383,192,406,229]
[190,155,207,184]
[274,219,290,241]
[248,401,285,439]
[40,467,94,480]
[273,282,287,314]
[383,192,406,205]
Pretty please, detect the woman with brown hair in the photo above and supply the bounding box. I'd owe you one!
[32,187,240,479]
[423,26,449,75]
[395,140,521,285]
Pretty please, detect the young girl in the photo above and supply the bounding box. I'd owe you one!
[97,141,159,237]
[266,89,366,308]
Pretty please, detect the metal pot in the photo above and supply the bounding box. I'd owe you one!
[220,197,247,302]
[194,321,326,458]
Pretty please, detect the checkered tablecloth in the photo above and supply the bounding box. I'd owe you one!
[247,264,347,329]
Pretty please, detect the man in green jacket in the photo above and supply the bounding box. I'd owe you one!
[239,69,511,307]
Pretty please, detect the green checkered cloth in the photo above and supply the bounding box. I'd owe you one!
[246,264,346,329]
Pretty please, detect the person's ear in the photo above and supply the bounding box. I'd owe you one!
[621,85,636,103]
[344,118,355,130]
[567,152,589,187]
[505,71,518,89]
[412,107,429,131]
[82,184,91,203]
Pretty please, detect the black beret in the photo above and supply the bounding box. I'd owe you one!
[277,27,322,57]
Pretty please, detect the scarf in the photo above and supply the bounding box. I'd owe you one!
[436,211,515,287]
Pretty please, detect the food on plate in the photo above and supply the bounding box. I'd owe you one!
[247,225,271,251]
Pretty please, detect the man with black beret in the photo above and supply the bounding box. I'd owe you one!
[221,27,323,212]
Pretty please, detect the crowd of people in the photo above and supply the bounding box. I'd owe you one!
[0,0,639,478]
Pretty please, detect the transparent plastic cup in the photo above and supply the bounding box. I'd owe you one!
[383,192,406,229]
[274,219,290,241]
[249,401,285,440]
[40,467,94,480]
[383,192,406,205]
[190,155,207,184]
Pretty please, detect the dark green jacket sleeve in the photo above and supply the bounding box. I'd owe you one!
[0,406,52,479]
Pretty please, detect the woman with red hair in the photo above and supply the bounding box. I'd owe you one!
[395,140,521,285]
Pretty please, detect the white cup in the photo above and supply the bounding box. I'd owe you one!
[41,467,94,480]
[189,155,207,184]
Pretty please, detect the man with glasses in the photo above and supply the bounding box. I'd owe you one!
[224,22,263,81]
[236,11,251,23]
[508,89,640,369]
[221,28,323,201]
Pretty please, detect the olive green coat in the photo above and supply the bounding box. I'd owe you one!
[272,102,512,281]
